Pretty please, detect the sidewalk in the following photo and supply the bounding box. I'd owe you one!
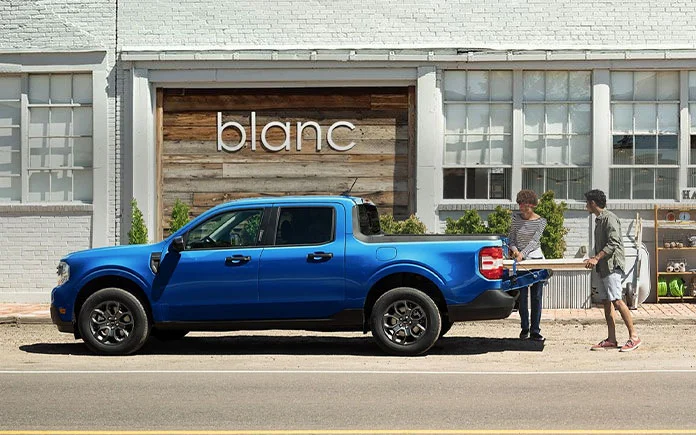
[1,302,695,326]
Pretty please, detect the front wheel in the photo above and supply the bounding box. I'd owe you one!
[78,288,150,355]
[370,287,441,356]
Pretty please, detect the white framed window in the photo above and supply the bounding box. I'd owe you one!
[442,70,512,199]
[688,72,696,187]
[521,71,592,201]
[610,71,679,200]
[0,73,93,203]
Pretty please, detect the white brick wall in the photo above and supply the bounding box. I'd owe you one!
[0,213,92,303]
[118,0,696,49]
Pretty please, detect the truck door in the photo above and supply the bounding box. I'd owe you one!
[257,204,346,319]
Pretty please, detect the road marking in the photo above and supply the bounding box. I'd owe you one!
[1,430,696,434]
[1,369,696,375]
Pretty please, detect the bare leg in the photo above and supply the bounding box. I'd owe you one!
[613,299,638,340]
[603,300,617,343]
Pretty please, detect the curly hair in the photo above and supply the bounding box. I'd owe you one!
[516,189,539,206]
[584,189,607,209]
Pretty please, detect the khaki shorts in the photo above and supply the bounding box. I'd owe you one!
[596,269,624,302]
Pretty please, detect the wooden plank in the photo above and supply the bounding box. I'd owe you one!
[221,162,407,179]
[162,139,409,155]
[371,93,408,110]
[191,190,408,207]
[163,111,407,127]
[163,123,409,141]
[502,259,590,271]
[407,85,416,215]
[162,163,224,179]
[162,153,407,165]
[164,93,373,112]
[162,177,408,194]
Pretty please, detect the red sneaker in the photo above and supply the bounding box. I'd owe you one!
[620,338,642,352]
[590,339,618,351]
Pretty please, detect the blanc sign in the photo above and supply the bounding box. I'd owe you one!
[217,112,357,152]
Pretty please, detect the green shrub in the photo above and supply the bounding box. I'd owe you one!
[445,209,487,234]
[240,214,262,244]
[379,214,427,234]
[486,206,512,235]
[128,198,148,244]
[169,199,191,233]
[535,190,569,259]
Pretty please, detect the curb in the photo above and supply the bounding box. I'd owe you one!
[0,315,54,325]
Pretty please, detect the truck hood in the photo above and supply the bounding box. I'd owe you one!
[62,242,166,262]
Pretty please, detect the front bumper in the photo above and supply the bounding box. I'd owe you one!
[50,304,74,333]
[447,289,520,322]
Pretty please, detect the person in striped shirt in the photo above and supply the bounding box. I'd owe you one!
[508,190,547,341]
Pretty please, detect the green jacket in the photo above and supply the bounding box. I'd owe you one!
[593,209,625,278]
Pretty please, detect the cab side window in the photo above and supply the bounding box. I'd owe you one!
[275,207,334,246]
[185,209,263,250]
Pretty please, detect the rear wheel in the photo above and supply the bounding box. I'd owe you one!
[370,287,441,356]
[78,288,150,355]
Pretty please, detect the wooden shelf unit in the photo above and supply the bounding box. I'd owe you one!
[654,205,696,302]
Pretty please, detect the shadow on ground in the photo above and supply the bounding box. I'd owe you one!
[19,335,544,356]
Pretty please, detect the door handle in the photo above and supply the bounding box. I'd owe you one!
[307,252,333,262]
[225,255,251,265]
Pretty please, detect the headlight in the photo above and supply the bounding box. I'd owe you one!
[56,261,70,286]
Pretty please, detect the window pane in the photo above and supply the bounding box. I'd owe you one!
[524,135,544,164]
[0,128,20,152]
[444,71,467,101]
[523,71,545,101]
[569,104,591,134]
[524,104,544,134]
[467,104,489,134]
[691,103,696,134]
[634,168,654,199]
[569,71,591,101]
[657,103,678,134]
[613,135,633,165]
[444,135,466,165]
[29,75,49,103]
[570,135,591,165]
[28,171,50,201]
[73,107,92,136]
[657,72,679,101]
[0,76,20,100]
[635,135,657,164]
[612,104,633,133]
[489,135,511,165]
[466,135,488,165]
[50,75,72,103]
[611,72,633,100]
[490,71,512,101]
[467,71,489,101]
[0,102,20,127]
[51,170,72,201]
[0,176,20,202]
[692,135,696,165]
[634,72,656,100]
[276,207,334,245]
[656,168,676,200]
[444,104,467,134]
[443,168,466,199]
[488,168,510,199]
[547,168,568,199]
[657,135,678,165]
[29,108,49,137]
[568,168,591,201]
[689,168,696,187]
[546,71,568,100]
[50,108,71,136]
[29,138,49,168]
[50,137,71,167]
[73,169,93,202]
[72,74,92,104]
[546,104,567,134]
[187,209,264,249]
[634,104,656,133]
[489,104,511,134]
[545,135,566,165]
[467,168,490,199]
[690,72,696,100]
[610,168,631,199]
[0,151,20,176]
[522,168,544,194]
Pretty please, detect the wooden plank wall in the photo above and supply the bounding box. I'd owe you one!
[159,87,414,237]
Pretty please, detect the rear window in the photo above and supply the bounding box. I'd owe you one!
[357,203,381,236]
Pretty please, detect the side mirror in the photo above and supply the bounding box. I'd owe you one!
[169,236,185,253]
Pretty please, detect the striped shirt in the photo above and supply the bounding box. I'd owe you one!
[508,212,547,259]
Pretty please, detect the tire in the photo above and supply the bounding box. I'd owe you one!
[151,329,189,341]
[78,287,150,355]
[370,287,442,356]
[439,320,454,338]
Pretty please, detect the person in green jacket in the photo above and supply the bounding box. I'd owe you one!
[583,189,641,352]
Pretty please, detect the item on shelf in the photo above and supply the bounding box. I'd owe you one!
[664,241,671,248]
[666,258,687,272]
[679,211,691,221]
[666,212,676,221]
[690,277,696,297]
[677,242,685,248]
[689,235,696,247]
[669,278,685,297]
[658,278,668,297]
[671,242,677,248]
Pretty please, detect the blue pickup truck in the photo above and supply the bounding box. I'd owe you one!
[51,195,548,356]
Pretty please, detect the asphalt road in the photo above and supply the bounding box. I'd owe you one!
[1,321,696,434]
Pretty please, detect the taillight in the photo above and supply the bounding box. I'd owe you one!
[479,246,504,280]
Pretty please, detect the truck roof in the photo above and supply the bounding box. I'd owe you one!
[210,195,365,211]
